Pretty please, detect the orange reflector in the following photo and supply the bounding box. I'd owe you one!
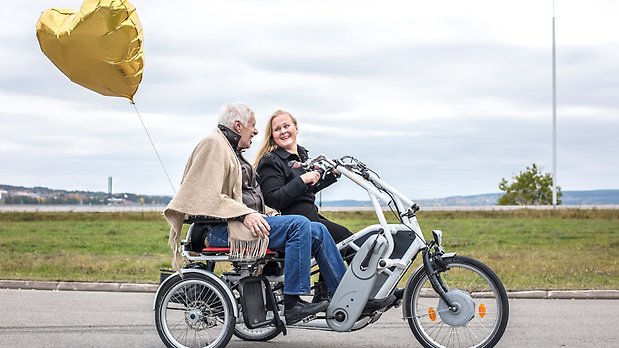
[428,307,437,321]
[478,303,487,318]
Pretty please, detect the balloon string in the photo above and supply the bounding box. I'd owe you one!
[131,101,177,194]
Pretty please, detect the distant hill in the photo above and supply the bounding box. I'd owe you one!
[560,190,619,205]
[2,184,617,207]
[320,190,619,207]
[416,193,502,207]
[0,184,170,205]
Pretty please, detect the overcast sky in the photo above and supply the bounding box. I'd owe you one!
[1,0,617,201]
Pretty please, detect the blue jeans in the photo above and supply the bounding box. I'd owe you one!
[208,215,346,295]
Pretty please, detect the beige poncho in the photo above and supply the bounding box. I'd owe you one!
[164,128,273,269]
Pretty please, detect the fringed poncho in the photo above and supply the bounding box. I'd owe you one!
[164,128,275,270]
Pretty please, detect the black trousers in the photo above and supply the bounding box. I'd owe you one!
[316,215,355,288]
[318,214,353,243]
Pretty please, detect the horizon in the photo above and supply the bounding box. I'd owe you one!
[3,183,618,201]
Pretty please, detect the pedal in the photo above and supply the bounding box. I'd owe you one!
[314,315,336,320]
[302,314,317,323]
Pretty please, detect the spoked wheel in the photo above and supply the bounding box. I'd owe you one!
[403,255,509,348]
[232,282,284,341]
[155,273,235,348]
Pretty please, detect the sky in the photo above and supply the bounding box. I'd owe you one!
[1,0,618,201]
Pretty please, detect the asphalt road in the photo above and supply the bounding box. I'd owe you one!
[1,289,617,347]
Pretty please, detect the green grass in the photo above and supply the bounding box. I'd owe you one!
[0,212,171,283]
[1,209,618,291]
[324,209,619,290]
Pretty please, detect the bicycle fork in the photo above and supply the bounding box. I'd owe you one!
[422,230,458,310]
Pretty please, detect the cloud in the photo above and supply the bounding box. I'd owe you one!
[1,0,617,200]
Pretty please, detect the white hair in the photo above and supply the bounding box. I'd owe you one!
[217,102,254,129]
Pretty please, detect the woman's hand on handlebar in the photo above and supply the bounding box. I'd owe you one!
[301,171,321,185]
[243,212,271,239]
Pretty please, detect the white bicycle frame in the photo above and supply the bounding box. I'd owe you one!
[309,155,431,299]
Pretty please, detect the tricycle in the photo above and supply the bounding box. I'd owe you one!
[154,154,509,348]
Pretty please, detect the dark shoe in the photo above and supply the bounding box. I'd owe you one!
[284,300,329,325]
[390,288,405,308]
[394,287,404,300]
[362,294,397,315]
[311,282,331,303]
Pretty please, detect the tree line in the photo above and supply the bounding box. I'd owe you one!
[0,187,171,205]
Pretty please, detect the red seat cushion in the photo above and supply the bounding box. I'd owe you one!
[202,246,277,255]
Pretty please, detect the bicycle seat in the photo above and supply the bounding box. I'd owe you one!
[182,215,279,259]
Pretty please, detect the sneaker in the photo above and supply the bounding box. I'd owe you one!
[284,300,329,325]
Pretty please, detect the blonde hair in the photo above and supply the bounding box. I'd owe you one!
[253,110,298,167]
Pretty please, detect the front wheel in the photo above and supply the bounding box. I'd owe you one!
[155,273,236,348]
[403,255,509,348]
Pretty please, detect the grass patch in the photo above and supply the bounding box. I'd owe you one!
[321,209,619,291]
[0,212,171,283]
[1,209,618,290]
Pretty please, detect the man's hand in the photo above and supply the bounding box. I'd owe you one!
[243,212,271,238]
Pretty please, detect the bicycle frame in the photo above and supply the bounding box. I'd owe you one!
[175,154,453,310]
[155,154,509,347]
[308,155,429,299]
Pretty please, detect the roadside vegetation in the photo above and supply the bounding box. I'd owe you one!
[497,163,561,205]
[0,209,617,291]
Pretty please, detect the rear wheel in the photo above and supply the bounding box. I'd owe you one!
[403,255,509,348]
[155,273,235,348]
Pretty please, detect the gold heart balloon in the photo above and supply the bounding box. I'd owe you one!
[36,0,144,101]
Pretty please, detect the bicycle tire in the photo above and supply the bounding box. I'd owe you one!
[402,255,509,348]
[155,273,236,348]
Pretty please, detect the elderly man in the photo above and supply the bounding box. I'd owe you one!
[164,102,346,325]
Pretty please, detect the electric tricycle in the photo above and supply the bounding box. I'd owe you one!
[154,155,509,348]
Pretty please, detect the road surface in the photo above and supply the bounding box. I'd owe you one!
[1,289,617,347]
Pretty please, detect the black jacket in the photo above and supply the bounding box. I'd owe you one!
[256,145,337,221]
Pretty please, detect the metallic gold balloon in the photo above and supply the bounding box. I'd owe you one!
[36,0,144,101]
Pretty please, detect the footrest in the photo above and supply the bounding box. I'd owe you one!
[238,275,286,335]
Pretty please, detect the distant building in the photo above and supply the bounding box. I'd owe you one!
[108,197,127,205]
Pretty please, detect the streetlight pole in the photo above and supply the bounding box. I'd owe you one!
[552,0,558,208]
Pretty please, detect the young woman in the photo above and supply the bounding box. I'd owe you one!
[254,110,353,300]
